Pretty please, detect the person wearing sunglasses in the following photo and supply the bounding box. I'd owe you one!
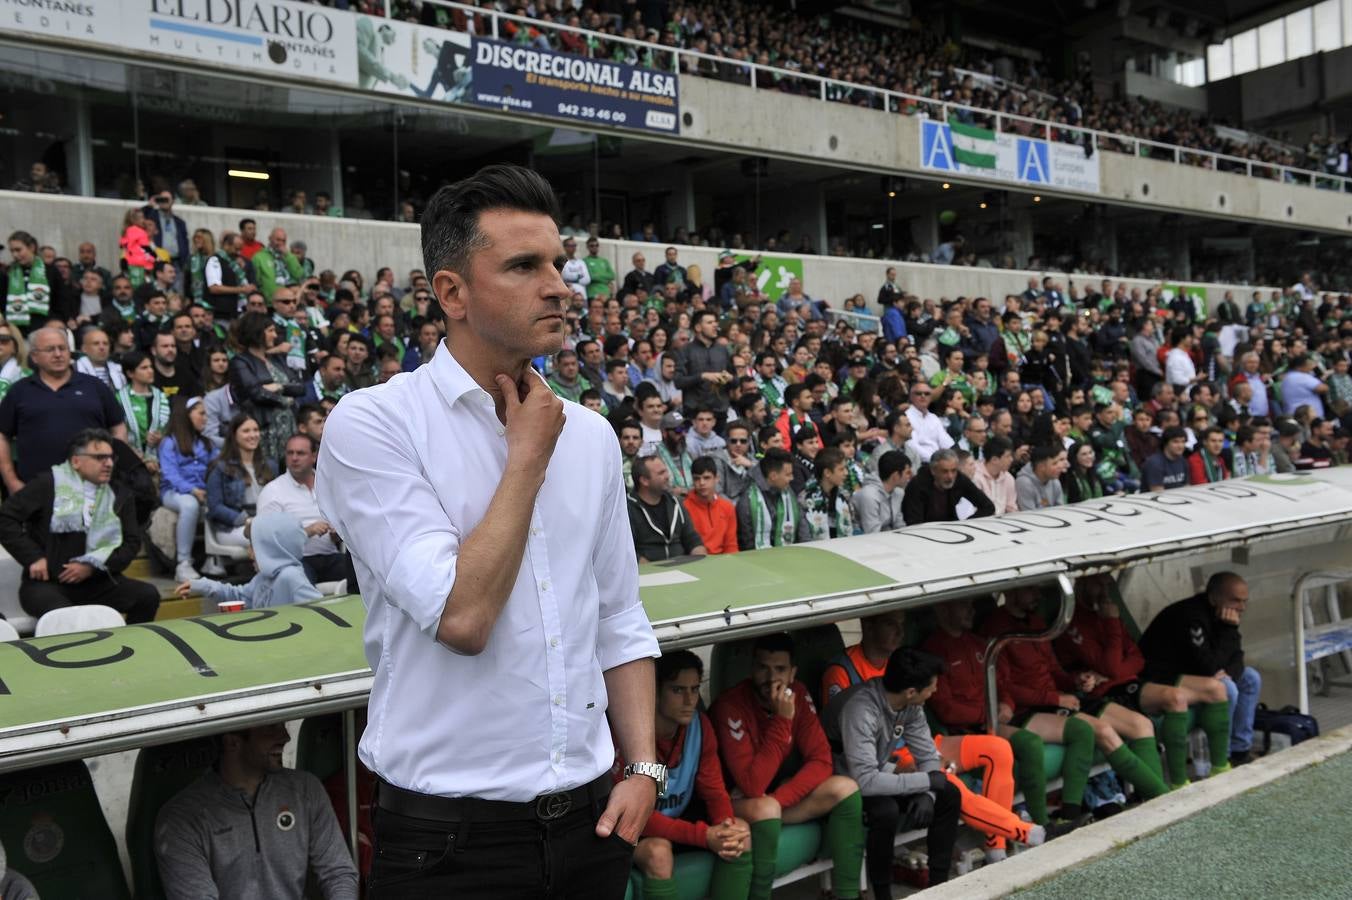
[140,183,189,290]
[0,427,160,624]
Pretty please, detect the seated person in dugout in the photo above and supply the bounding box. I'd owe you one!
[710,632,864,900]
[1054,574,1233,789]
[618,650,752,899]
[982,586,1170,814]
[822,609,1046,863]
[822,648,1058,898]
[1139,571,1263,769]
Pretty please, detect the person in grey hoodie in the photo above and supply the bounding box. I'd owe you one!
[154,722,358,900]
[1015,443,1068,511]
[850,451,911,534]
[176,513,324,609]
[0,841,39,900]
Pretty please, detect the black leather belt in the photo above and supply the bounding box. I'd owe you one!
[376,774,612,823]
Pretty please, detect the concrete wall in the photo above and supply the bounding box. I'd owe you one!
[4,190,1281,318]
[1124,69,1208,113]
[677,77,1352,235]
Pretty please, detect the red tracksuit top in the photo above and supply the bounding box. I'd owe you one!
[980,608,1078,712]
[1052,605,1145,697]
[615,712,734,848]
[920,628,1011,730]
[710,679,833,809]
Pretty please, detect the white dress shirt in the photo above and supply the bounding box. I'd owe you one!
[561,257,590,298]
[906,406,954,462]
[256,470,337,559]
[317,343,658,800]
[1165,347,1196,389]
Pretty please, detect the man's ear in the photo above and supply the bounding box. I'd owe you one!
[433,270,467,323]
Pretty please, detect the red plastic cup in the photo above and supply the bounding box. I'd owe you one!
[218,600,245,613]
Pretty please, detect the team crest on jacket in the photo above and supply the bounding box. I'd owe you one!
[727,718,745,742]
[277,808,296,831]
[1189,625,1205,647]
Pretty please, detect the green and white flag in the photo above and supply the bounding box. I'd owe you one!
[948,118,996,169]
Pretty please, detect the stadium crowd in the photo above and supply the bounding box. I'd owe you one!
[0,181,1327,894]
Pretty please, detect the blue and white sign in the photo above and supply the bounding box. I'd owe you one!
[470,38,679,134]
[919,119,1100,194]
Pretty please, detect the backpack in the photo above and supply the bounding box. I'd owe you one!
[1252,704,1319,754]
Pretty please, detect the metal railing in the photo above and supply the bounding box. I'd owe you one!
[379,0,1352,195]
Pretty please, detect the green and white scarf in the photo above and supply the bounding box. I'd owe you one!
[50,461,121,569]
[116,386,170,455]
[656,443,693,491]
[1198,447,1225,483]
[6,257,50,327]
[275,313,306,367]
[312,369,348,402]
[800,480,853,540]
[215,250,247,286]
[748,484,799,549]
[189,253,208,303]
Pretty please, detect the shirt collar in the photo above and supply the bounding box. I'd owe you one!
[430,340,493,409]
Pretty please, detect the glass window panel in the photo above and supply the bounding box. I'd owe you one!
[1315,0,1340,51]
[1286,8,1313,58]
[1207,41,1233,80]
[1258,19,1286,67]
[1231,29,1258,75]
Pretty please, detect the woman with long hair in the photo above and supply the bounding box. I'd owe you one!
[188,229,216,305]
[1063,441,1108,502]
[158,396,217,581]
[0,323,29,403]
[201,347,230,392]
[228,311,303,464]
[116,351,170,466]
[1012,391,1038,447]
[206,414,275,549]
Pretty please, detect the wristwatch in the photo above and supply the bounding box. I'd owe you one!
[623,761,668,797]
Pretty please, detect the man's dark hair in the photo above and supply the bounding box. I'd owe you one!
[752,631,795,663]
[692,309,718,328]
[735,393,764,417]
[619,421,643,438]
[656,649,704,687]
[1160,425,1188,444]
[984,435,1013,460]
[882,647,945,693]
[691,456,718,478]
[605,358,627,375]
[67,428,114,459]
[757,424,780,446]
[884,409,906,435]
[724,419,750,437]
[1235,425,1256,447]
[296,403,324,426]
[575,339,599,357]
[829,395,853,411]
[170,312,194,330]
[421,164,560,276]
[1071,404,1092,420]
[634,382,660,405]
[580,388,602,405]
[785,383,811,406]
[756,351,778,367]
[603,334,628,357]
[238,217,255,231]
[803,373,826,391]
[631,455,656,491]
[877,449,911,482]
[287,432,319,454]
[1291,353,1312,370]
[760,447,793,478]
[1030,444,1063,466]
[829,426,857,447]
[814,447,845,480]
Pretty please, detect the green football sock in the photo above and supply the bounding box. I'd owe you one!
[1107,744,1168,800]
[1199,700,1233,769]
[1159,712,1191,786]
[825,790,864,899]
[642,876,679,900]
[1130,736,1167,785]
[709,849,753,900]
[1060,716,1095,809]
[1008,729,1049,825]
[748,817,782,900]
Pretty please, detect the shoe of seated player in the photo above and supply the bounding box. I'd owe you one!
[1228,749,1257,767]
[1047,811,1094,839]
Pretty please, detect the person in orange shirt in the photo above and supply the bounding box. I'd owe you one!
[684,458,739,554]
[822,610,1041,864]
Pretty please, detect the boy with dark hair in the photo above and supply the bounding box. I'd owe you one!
[735,449,809,550]
[684,456,738,555]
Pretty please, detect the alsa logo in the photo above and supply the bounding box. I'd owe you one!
[645,110,677,131]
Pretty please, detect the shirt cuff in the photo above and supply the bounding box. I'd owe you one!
[596,601,660,672]
[383,538,458,638]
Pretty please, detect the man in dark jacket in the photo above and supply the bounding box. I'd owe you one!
[1139,572,1261,766]
[0,428,159,623]
[676,310,733,419]
[901,449,995,525]
[627,456,706,563]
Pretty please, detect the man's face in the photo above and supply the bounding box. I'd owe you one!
[633,253,646,270]
[268,228,288,253]
[1209,579,1248,624]
[70,440,115,485]
[751,650,796,705]
[157,263,177,286]
[172,316,195,343]
[1157,385,1176,407]
[909,385,931,412]
[619,428,642,456]
[1205,431,1225,455]
[153,334,177,365]
[82,330,110,363]
[1165,436,1188,458]
[586,238,600,257]
[696,315,719,341]
[793,389,814,414]
[242,222,257,242]
[863,610,906,654]
[931,456,958,489]
[693,411,715,436]
[765,461,793,490]
[285,438,317,478]
[245,294,267,315]
[323,357,347,388]
[693,469,718,499]
[657,667,702,727]
[146,296,167,318]
[557,354,580,380]
[665,247,678,265]
[643,459,672,494]
[964,418,987,447]
[78,242,96,266]
[235,722,290,775]
[80,271,103,295]
[581,342,603,366]
[563,238,577,259]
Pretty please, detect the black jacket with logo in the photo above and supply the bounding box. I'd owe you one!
[1138,593,1244,683]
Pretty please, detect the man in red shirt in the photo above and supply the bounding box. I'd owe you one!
[683,458,738,555]
[237,217,264,261]
[620,650,751,900]
[711,633,863,900]
[1054,575,1230,789]
[982,587,1168,818]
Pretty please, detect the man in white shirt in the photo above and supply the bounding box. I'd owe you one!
[317,164,661,899]
[560,235,591,300]
[1164,328,1199,396]
[904,382,954,462]
[256,433,345,583]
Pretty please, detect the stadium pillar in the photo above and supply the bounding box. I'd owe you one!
[69,94,95,198]
[1008,207,1034,269]
[665,168,696,234]
[328,127,345,216]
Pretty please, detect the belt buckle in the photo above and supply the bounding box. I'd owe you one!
[536,792,573,821]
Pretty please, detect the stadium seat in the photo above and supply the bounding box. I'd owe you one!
[203,520,249,563]
[125,738,218,900]
[0,619,20,643]
[0,547,35,635]
[629,849,716,900]
[0,760,131,899]
[34,603,125,636]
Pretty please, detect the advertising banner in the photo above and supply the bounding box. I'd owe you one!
[470,37,679,134]
[353,15,472,102]
[737,254,804,303]
[919,117,1101,194]
[1,0,122,42]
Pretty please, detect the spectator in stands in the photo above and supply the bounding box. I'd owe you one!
[6,230,62,334]
[902,448,994,525]
[737,449,807,550]
[11,160,59,193]
[711,632,864,900]
[582,237,616,299]
[258,433,345,583]
[115,351,169,467]
[601,358,633,415]
[158,397,216,582]
[625,650,752,897]
[154,721,357,899]
[1272,419,1301,473]
[712,420,757,502]
[0,427,159,623]
[622,250,655,298]
[237,218,264,260]
[1187,426,1231,484]
[304,354,349,407]
[655,411,694,497]
[686,408,726,457]
[1231,423,1277,477]
[1062,442,1108,502]
[683,456,738,555]
[205,231,256,320]
[676,310,733,419]
[1016,444,1068,510]
[252,229,306,302]
[560,236,590,299]
[1056,574,1232,791]
[904,381,953,462]
[851,449,909,533]
[789,426,821,495]
[546,348,592,403]
[1139,572,1263,768]
[178,513,323,610]
[865,410,921,478]
[799,447,854,540]
[654,246,687,288]
[971,435,1018,514]
[1282,354,1328,417]
[230,311,304,463]
[76,326,126,392]
[983,587,1169,810]
[142,185,189,287]
[0,326,126,494]
[134,290,170,350]
[151,330,200,400]
[1143,426,1190,491]
[628,455,706,563]
[205,413,273,552]
[72,241,113,301]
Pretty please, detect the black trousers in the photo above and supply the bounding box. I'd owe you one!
[19,574,160,624]
[303,552,349,585]
[368,790,634,899]
[863,780,961,896]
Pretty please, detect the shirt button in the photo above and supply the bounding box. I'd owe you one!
[540,579,550,592]
[553,694,563,706]
[496,427,505,436]
[530,526,541,537]
[550,636,560,648]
